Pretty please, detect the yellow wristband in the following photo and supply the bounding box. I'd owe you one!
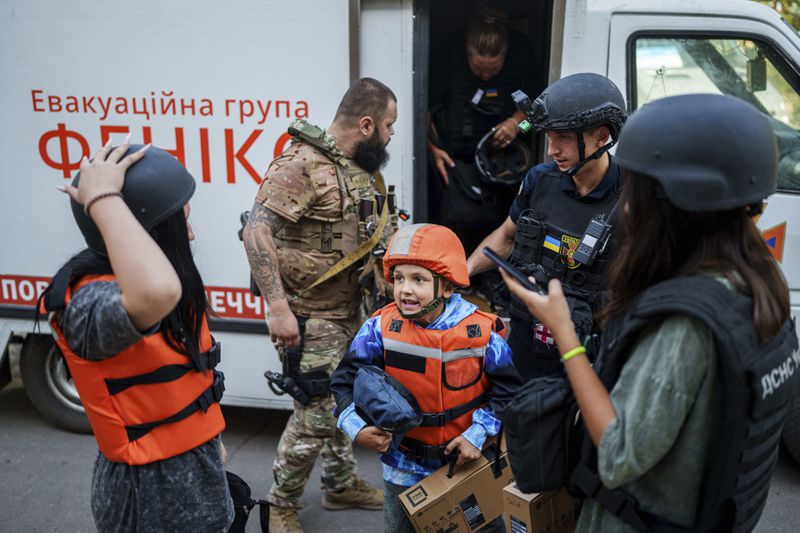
[561,345,586,363]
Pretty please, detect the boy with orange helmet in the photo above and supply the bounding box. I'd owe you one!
[331,223,522,532]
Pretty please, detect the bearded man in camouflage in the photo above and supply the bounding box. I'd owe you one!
[243,78,396,533]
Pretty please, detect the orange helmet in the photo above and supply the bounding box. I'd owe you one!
[383,224,470,287]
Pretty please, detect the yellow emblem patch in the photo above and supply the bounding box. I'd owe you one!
[560,235,581,269]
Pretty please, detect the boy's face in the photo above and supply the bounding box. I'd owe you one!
[392,264,453,323]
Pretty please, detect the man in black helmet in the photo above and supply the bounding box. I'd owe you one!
[467,72,628,381]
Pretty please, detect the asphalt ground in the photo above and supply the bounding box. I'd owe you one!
[1,379,799,532]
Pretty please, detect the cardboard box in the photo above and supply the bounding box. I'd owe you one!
[400,438,514,533]
[502,483,576,533]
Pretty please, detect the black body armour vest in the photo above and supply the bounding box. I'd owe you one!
[436,67,525,160]
[508,167,619,377]
[571,276,799,532]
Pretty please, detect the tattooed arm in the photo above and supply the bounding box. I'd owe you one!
[243,201,300,347]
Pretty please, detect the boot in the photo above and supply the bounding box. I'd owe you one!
[322,478,384,511]
[269,506,304,533]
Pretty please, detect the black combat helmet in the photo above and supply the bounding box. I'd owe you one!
[614,94,778,212]
[474,128,531,186]
[71,145,196,253]
[518,72,627,175]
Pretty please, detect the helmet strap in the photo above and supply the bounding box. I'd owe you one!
[397,275,445,320]
[566,136,618,177]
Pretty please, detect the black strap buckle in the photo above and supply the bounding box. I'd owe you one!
[198,372,225,412]
[421,412,447,427]
[212,371,226,402]
[197,341,222,371]
[399,438,448,462]
[197,391,212,412]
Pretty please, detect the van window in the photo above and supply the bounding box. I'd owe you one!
[632,36,800,193]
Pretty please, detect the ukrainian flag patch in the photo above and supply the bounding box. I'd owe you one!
[543,234,561,253]
[485,88,498,97]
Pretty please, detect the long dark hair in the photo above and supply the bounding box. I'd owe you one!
[601,170,789,341]
[40,208,209,367]
[149,209,209,366]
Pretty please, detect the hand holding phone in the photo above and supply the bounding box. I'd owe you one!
[482,247,546,295]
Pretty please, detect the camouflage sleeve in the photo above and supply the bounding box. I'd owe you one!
[255,147,316,223]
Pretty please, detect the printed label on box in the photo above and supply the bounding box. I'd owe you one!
[405,486,428,508]
[459,494,486,530]
[510,515,528,533]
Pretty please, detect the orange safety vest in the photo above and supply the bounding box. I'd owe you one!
[48,274,225,465]
[379,303,505,448]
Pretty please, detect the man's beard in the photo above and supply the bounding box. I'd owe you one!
[352,131,390,174]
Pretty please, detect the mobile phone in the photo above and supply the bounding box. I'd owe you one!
[483,247,546,295]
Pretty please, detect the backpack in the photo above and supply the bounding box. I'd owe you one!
[226,471,270,533]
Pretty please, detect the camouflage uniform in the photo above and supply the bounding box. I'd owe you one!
[255,120,382,510]
[270,318,358,508]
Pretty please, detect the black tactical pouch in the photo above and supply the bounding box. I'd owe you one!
[510,209,547,268]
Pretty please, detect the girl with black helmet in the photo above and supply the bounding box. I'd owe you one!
[40,139,234,532]
[502,94,797,532]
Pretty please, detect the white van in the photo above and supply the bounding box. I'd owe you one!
[1,0,798,456]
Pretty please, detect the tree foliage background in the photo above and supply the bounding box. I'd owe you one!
[756,0,800,29]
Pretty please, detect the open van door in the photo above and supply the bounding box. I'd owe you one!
[605,4,800,462]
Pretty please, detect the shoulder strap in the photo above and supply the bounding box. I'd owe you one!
[287,119,348,166]
[472,309,507,337]
[578,276,799,532]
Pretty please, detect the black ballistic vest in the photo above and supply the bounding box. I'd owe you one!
[572,276,799,532]
[437,65,525,160]
[508,166,620,377]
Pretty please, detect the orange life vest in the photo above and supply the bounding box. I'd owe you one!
[379,303,504,448]
[48,274,225,465]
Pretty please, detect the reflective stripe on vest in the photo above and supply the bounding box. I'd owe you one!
[380,303,495,447]
[384,338,486,362]
[50,274,225,465]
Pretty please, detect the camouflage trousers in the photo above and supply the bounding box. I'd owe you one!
[268,316,359,509]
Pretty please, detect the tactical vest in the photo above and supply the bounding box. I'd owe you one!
[509,166,619,329]
[436,59,525,160]
[48,274,226,465]
[571,276,799,532]
[378,303,505,458]
[272,119,376,257]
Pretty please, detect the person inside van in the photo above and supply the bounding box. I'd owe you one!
[501,94,797,532]
[40,139,233,532]
[330,223,522,533]
[428,9,539,263]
